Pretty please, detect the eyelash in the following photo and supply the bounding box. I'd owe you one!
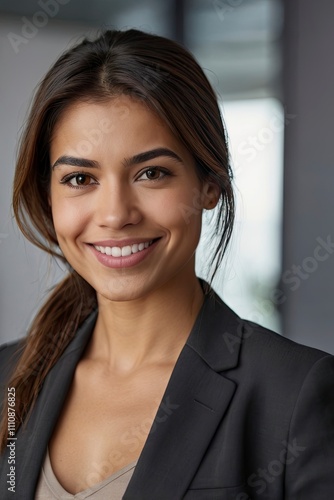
[137,167,171,182]
[59,172,98,189]
[59,167,172,189]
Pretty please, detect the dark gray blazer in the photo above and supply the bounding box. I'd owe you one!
[0,288,334,499]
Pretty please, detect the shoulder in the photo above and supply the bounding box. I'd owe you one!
[204,287,333,390]
[226,314,334,406]
[0,338,26,385]
[195,285,333,381]
[206,283,332,365]
[240,318,332,373]
[241,317,331,363]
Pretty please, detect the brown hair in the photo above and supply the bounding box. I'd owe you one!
[0,29,234,451]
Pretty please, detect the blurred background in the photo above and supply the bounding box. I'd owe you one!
[0,0,333,353]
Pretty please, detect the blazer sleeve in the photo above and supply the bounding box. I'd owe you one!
[0,340,25,405]
[284,354,334,499]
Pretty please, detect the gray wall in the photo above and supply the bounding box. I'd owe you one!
[282,0,334,353]
[0,15,89,343]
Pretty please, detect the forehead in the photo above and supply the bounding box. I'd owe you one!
[52,95,163,138]
[50,95,192,163]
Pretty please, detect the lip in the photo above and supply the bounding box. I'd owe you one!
[88,238,161,269]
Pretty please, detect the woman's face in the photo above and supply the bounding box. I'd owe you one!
[50,95,216,302]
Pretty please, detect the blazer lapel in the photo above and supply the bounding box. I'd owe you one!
[1,283,242,500]
[124,288,242,499]
[9,310,97,500]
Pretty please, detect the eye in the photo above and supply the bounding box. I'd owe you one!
[60,172,97,188]
[137,167,170,181]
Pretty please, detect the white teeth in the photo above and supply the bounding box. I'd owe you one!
[111,247,121,257]
[121,245,132,257]
[94,240,154,257]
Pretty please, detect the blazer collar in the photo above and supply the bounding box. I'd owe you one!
[2,281,242,499]
[4,311,98,499]
[186,281,242,371]
[124,283,241,498]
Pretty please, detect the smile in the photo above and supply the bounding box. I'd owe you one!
[93,240,154,257]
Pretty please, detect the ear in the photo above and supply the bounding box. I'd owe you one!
[201,181,220,210]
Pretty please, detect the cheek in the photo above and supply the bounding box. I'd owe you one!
[154,188,203,236]
[50,197,87,242]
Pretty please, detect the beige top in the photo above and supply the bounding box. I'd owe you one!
[35,448,137,499]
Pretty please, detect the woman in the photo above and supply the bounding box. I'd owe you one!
[0,29,333,500]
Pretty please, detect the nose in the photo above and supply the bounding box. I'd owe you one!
[94,181,142,230]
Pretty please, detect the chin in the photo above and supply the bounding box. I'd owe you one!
[95,276,149,303]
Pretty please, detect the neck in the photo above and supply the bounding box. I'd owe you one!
[85,274,204,374]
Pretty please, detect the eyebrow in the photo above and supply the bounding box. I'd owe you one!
[122,148,183,167]
[51,156,98,170]
[51,148,183,170]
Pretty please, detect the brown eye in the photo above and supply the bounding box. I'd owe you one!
[137,167,170,182]
[145,169,160,180]
[75,174,91,185]
[60,172,97,188]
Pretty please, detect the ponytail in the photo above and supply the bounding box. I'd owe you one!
[0,272,96,452]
